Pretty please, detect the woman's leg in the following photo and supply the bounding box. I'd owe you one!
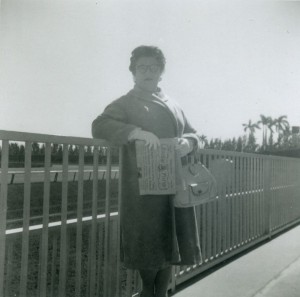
[154,266,172,297]
[139,269,158,297]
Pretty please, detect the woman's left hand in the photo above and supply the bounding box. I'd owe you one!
[175,138,194,157]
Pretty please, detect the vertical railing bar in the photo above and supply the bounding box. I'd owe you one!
[280,160,284,224]
[248,156,252,240]
[235,156,240,246]
[283,159,286,224]
[39,142,51,296]
[277,159,279,227]
[0,140,9,297]
[284,159,287,224]
[272,160,275,229]
[116,147,123,297]
[254,157,258,238]
[210,153,217,258]
[215,155,223,254]
[284,160,287,224]
[276,160,279,228]
[96,225,104,296]
[19,141,32,297]
[232,156,237,247]
[287,159,291,223]
[5,240,14,297]
[216,197,222,256]
[258,157,261,235]
[250,156,254,238]
[281,159,284,226]
[236,155,240,245]
[228,155,233,248]
[201,154,207,260]
[37,232,43,294]
[111,220,119,296]
[284,159,287,225]
[264,156,272,236]
[239,156,243,244]
[274,160,277,229]
[104,147,112,297]
[232,156,238,248]
[207,201,212,259]
[58,144,69,297]
[75,145,85,297]
[280,160,284,226]
[206,161,212,258]
[242,156,247,243]
[89,146,99,297]
[196,203,202,266]
[250,156,254,240]
[288,160,291,223]
[253,156,256,237]
[202,200,207,261]
[225,156,230,252]
[86,230,92,297]
[50,233,58,297]
[221,155,228,252]
[227,155,232,249]
[243,156,247,242]
[246,157,251,242]
[214,151,221,254]
[276,160,278,230]
[260,157,264,235]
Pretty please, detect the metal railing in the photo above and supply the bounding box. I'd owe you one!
[1,129,300,297]
[0,130,122,297]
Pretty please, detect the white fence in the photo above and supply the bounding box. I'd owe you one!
[1,129,300,297]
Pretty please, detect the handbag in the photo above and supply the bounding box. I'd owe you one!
[174,152,217,208]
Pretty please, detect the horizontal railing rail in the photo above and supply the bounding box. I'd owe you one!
[0,168,119,184]
[0,129,122,297]
[1,129,300,297]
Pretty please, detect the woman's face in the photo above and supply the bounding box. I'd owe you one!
[133,56,163,92]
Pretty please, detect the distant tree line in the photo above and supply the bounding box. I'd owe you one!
[199,114,297,154]
[0,143,118,167]
[1,114,298,167]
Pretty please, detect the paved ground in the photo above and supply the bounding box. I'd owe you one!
[173,224,300,297]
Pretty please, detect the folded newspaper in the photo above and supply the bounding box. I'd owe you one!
[135,138,176,195]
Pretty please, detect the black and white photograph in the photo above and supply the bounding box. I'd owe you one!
[1,1,300,296]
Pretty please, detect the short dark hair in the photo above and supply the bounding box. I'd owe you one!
[129,45,166,74]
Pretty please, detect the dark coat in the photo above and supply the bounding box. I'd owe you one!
[92,86,202,269]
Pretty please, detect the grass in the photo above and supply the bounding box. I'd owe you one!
[4,179,125,297]
[6,179,119,229]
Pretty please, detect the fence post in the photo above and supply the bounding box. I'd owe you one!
[263,156,272,238]
[0,140,9,297]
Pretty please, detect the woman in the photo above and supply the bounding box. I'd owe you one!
[92,45,202,297]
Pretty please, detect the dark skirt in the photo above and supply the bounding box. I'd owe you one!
[120,194,202,270]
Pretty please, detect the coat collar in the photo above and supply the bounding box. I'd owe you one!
[128,85,179,136]
[128,85,169,102]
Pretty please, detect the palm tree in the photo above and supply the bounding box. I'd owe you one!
[258,114,271,150]
[242,119,260,136]
[198,134,207,148]
[274,115,290,147]
[267,117,277,148]
[242,119,260,151]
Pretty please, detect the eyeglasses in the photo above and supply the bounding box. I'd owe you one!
[136,64,161,74]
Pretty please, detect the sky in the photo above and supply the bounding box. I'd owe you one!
[0,0,300,143]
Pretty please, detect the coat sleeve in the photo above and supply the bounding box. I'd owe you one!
[181,111,200,150]
[92,99,139,146]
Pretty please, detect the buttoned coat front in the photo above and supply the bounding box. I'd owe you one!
[92,86,202,269]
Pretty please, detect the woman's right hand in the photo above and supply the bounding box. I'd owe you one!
[128,128,160,150]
